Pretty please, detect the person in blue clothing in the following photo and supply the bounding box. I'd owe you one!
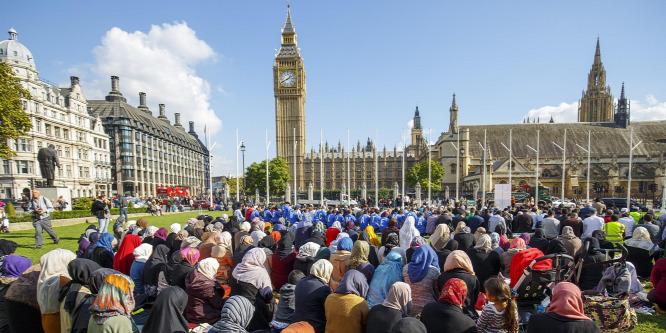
[378,216,389,232]
[415,212,427,234]
[335,211,346,225]
[327,210,337,228]
[250,206,262,221]
[467,208,485,234]
[359,212,370,231]
[315,208,327,223]
[344,210,357,226]
[271,207,281,223]
[263,208,272,222]
[369,211,381,231]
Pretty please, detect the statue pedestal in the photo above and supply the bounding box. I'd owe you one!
[36,187,72,211]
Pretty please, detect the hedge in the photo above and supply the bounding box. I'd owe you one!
[8,207,147,223]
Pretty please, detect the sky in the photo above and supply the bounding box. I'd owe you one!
[4,1,666,177]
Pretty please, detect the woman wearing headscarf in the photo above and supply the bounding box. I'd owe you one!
[76,226,98,258]
[576,237,608,291]
[377,232,400,264]
[453,226,475,251]
[141,286,189,333]
[111,234,141,275]
[258,235,276,275]
[57,258,101,333]
[209,295,255,333]
[399,216,420,251]
[271,270,307,330]
[329,237,353,290]
[466,233,501,286]
[500,238,526,277]
[625,226,659,277]
[86,274,135,333]
[251,229,267,249]
[151,227,168,247]
[68,268,117,333]
[344,221,358,242]
[357,231,381,268]
[527,282,600,332]
[135,218,149,235]
[490,232,504,255]
[328,232,348,253]
[185,258,224,324]
[519,232,531,246]
[272,234,297,290]
[366,282,411,333]
[91,233,115,269]
[421,278,477,333]
[292,259,333,333]
[169,223,182,234]
[529,229,550,253]
[170,247,199,290]
[405,236,427,263]
[199,230,220,260]
[129,243,152,294]
[545,238,568,255]
[366,251,404,308]
[324,270,370,333]
[429,224,451,253]
[141,244,169,296]
[38,249,77,333]
[294,242,321,276]
[141,226,159,244]
[326,222,342,247]
[346,240,370,272]
[0,255,31,333]
[365,226,381,248]
[3,264,44,333]
[230,248,274,331]
[402,244,440,317]
[558,225,582,257]
[234,222,252,250]
[499,235,510,251]
[592,230,616,250]
[437,250,480,319]
[381,219,400,247]
[211,231,234,285]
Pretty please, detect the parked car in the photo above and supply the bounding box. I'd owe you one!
[601,197,648,212]
[126,197,146,208]
[192,200,211,210]
[550,197,576,209]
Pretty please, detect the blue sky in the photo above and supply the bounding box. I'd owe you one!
[5,0,666,176]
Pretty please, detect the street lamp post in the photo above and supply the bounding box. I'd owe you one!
[500,128,512,189]
[552,129,567,200]
[235,128,240,202]
[526,130,540,207]
[265,129,271,206]
[293,128,297,205]
[428,129,432,207]
[478,129,487,207]
[375,128,379,207]
[347,128,351,203]
[575,131,591,203]
[320,129,324,207]
[241,142,246,200]
[401,129,405,210]
[627,127,643,209]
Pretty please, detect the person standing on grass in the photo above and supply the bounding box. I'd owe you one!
[28,189,59,249]
[118,194,129,223]
[91,195,110,234]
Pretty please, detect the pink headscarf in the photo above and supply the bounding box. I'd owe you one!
[509,238,526,250]
[547,282,591,321]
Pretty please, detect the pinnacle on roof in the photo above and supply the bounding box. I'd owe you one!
[549,115,554,123]
[594,36,602,65]
[282,3,295,35]
[451,93,458,110]
[8,28,17,40]
[620,82,626,100]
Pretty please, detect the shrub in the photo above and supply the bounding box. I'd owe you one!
[72,197,93,211]
[128,200,134,208]
[4,202,15,216]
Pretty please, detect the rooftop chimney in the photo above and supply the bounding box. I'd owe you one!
[137,92,151,114]
[174,113,183,128]
[188,121,198,138]
[157,104,169,123]
[105,75,126,102]
[70,76,79,86]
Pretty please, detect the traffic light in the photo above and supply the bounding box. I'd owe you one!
[649,183,658,192]
[638,181,645,194]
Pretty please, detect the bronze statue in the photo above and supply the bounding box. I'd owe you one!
[37,145,60,187]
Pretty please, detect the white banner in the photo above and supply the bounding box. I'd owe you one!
[495,184,512,209]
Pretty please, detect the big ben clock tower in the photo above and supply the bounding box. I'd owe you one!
[274,4,306,190]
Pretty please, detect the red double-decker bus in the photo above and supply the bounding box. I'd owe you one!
[156,186,189,197]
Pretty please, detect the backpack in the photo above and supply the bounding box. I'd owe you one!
[583,295,637,332]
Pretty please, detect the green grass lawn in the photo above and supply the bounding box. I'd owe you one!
[1,210,230,263]
[2,211,664,332]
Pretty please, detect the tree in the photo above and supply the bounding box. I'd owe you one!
[224,176,246,199]
[244,157,290,195]
[4,202,15,216]
[0,62,32,159]
[406,160,446,192]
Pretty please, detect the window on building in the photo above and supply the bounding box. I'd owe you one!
[45,124,51,136]
[78,149,82,159]
[63,129,68,140]
[64,147,70,157]
[54,127,60,138]
[2,160,10,175]
[66,165,72,177]
[35,120,41,132]
[16,161,29,174]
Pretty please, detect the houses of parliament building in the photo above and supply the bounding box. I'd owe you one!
[273,6,665,200]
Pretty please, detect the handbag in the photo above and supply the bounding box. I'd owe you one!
[583,295,637,332]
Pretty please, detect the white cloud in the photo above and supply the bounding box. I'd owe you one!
[70,22,222,134]
[524,95,666,123]
[407,119,414,129]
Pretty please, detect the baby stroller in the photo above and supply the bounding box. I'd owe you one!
[512,252,575,331]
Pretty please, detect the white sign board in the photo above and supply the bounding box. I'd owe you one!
[494,184,512,209]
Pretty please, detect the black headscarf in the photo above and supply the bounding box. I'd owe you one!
[58,259,101,313]
[226,215,240,233]
[592,230,615,249]
[142,286,189,333]
[358,231,371,244]
[69,268,118,333]
[166,233,180,254]
[383,233,400,256]
[529,228,550,253]
[83,232,100,260]
[444,239,459,251]
[258,235,277,252]
[143,244,170,286]
[545,238,568,255]
[276,234,294,260]
[391,317,427,333]
[0,239,18,256]
[584,237,602,256]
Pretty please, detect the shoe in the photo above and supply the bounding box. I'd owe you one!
[34,246,42,250]
[54,238,60,245]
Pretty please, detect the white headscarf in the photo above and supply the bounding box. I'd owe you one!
[310,259,333,284]
[181,236,202,250]
[251,230,267,247]
[38,249,76,314]
[133,243,153,263]
[399,216,420,250]
[217,231,233,253]
[240,222,251,232]
[624,227,655,252]
[169,223,182,234]
[143,226,158,239]
[474,234,492,253]
[331,221,342,231]
[197,258,220,281]
[297,242,321,260]
[232,248,272,290]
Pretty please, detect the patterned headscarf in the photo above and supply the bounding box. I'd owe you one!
[510,238,526,250]
[346,240,369,270]
[438,277,468,308]
[180,247,200,266]
[499,235,510,251]
[313,221,326,235]
[209,295,255,333]
[410,236,428,250]
[89,274,135,324]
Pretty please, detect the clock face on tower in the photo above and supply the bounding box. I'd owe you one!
[280,71,296,87]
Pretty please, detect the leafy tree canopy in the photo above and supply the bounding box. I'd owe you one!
[0,62,32,159]
[406,160,446,192]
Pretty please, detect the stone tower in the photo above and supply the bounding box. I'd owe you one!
[578,38,614,122]
[449,93,459,134]
[411,106,423,146]
[615,82,631,128]
[274,4,306,189]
